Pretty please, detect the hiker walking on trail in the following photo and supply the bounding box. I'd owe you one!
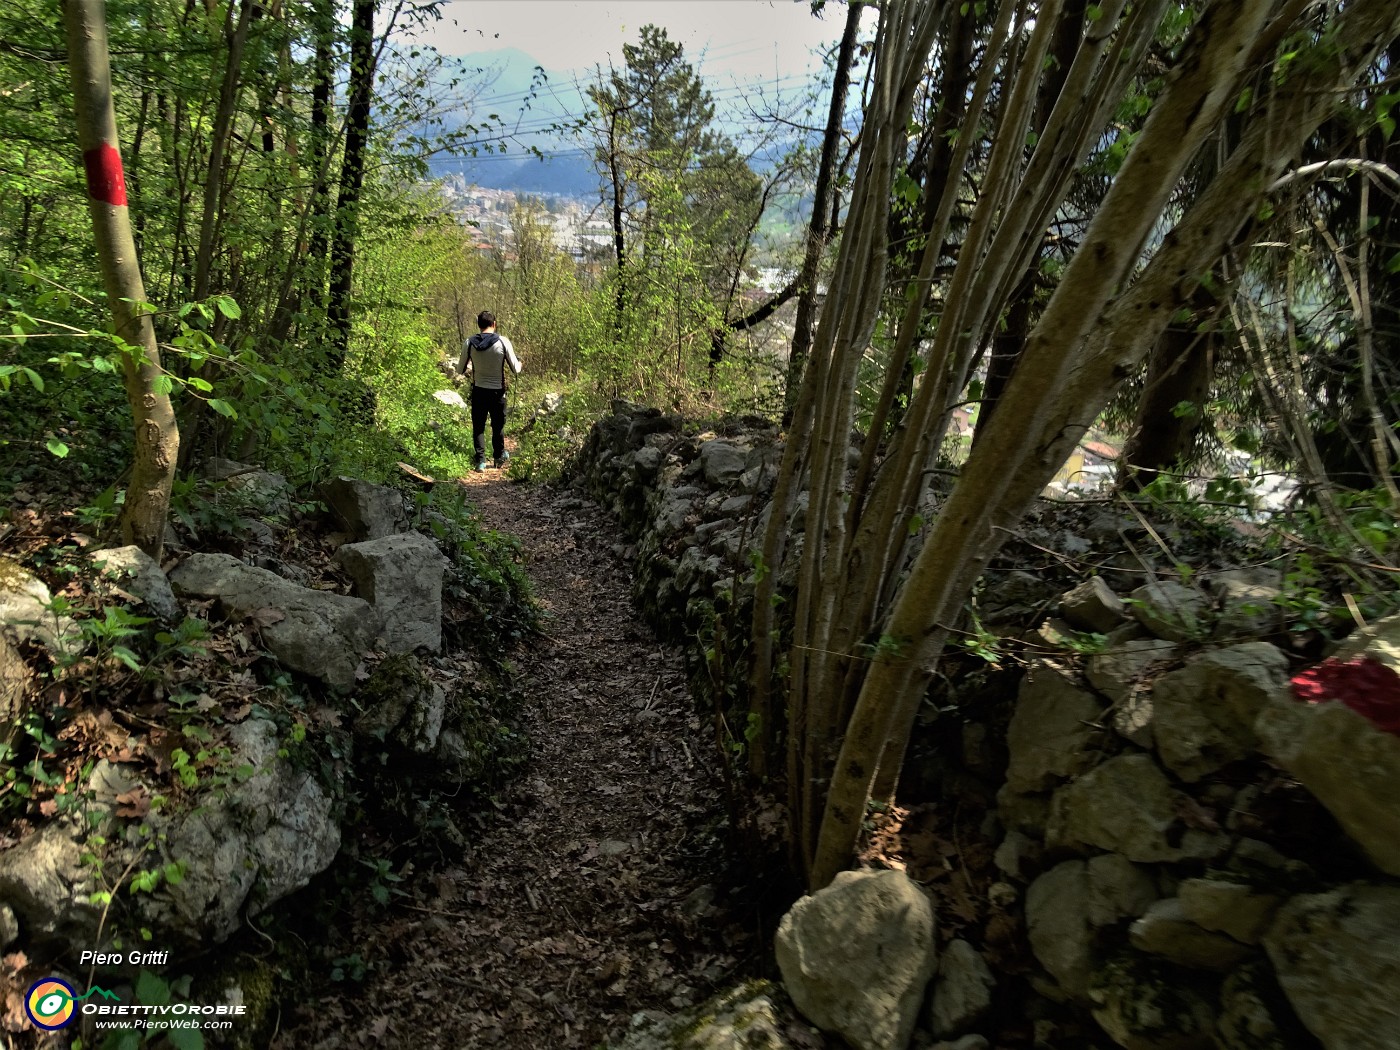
[458,310,522,472]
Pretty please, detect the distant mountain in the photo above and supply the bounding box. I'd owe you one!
[426,48,597,199]
[421,48,820,203]
[428,150,598,199]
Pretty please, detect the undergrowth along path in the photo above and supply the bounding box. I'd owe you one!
[278,469,758,1049]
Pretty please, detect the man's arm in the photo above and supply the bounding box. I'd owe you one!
[502,336,522,375]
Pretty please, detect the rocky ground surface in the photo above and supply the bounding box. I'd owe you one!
[274,465,787,1049]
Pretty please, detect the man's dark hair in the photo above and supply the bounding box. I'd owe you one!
[477,310,496,330]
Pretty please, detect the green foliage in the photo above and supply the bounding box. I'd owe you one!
[508,381,603,483]
[423,486,538,648]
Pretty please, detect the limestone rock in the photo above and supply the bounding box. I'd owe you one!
[1003,660,1106,794]
[1061,577,1128,634]
[699,439,749,487]
[355,658,447,754]
[146,718,340,943]
[993,830,1040,882]
[1264,883,1400,1050]
[1215,960,1315,1050]
[0,820,100,949]
[1152,643,1288,783]
[1046,755,1225,863]
[930,939,995,1038]
[320,477,408,541]
[1129,898,1251,971]
[1089,954,1217,1050]
[1026,857,1158,1001]
[1256,694,1400,876]
[1086,639,1178,747]
[0,555,78,650]
[1,633,32,731]
[611,982,801,1050]
[632,445,663,482]
[1084,854,1160,928]
[334,532,448,654]
[1210,573,1282,642]
[1177,879,1281,945]
[208,459,292,517]
[740,461,777,495]
[93,545,182,622]
[775,868,937,1050]
[1130,581,1211,642]
[170,553,378,690]
[1026,863,1094,999]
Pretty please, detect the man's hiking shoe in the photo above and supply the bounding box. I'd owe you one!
[474,462,487,473]
[494,453,510,469]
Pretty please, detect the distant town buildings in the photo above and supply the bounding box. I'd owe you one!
[435,175,609,261]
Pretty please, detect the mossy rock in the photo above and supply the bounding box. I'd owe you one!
[607,980,809,1050]
[193,952,281,1050]
[1089,953,1217,1050]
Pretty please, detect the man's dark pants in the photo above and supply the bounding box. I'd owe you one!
[470,385,507,464]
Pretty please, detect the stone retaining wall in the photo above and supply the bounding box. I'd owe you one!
[568,403,1400,1050]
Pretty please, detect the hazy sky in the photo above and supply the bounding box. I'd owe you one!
[415,1,845,90]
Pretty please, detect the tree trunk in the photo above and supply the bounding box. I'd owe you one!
[306,0,334,302]
[326,0,377,371]
[607,103,628,342]
[1118,291,1219,489]
[806,0,1400,890]
[192,0,252,303]
[62,0,179,560]
[782,0,864,425]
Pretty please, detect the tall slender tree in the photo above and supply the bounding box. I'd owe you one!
[61,0,179,558]
[742,0,1400,889]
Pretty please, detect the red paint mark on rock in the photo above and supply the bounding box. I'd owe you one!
[82,143,128,207]
[1291,655,1400,736]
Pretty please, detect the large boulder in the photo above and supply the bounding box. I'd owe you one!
[170,553,378,690]
[1256,687,1400,876]
[1045,755,1224,863]
[207,458,293,517]
[1151,643,1288,782]
[1088,954,1217,1050]
[1025,857,1158,1001]
[92,545,182,623]
[0,555,78,650]
[610,981,803,1050]
[1263,883,1400,1050]
[775,868,936,1050]
[1060,577,1128,634]
[1176,878,1281,945]
[144,718,340,943]
[1129,581,1211,642]
[320,477,408,541]
[698,439,750,487]
[333,532,449,654]
[354,657,447,754]
[930,939,996,1038]
[0,819,102,951]
[1002,660,1106,794]
[1086,639,1179,748]
[1128,898,1251,970]
[1209,571,1282,642]
[1215,960,1315,1050]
